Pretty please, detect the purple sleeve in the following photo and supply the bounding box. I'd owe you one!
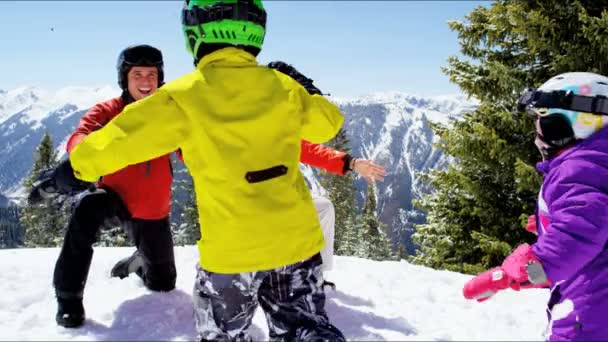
[532,159,608,283]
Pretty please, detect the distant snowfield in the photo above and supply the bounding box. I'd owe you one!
[334,91,478,125]
[0,247,548,341]
[0,86,118,127]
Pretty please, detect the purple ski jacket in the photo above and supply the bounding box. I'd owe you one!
[533,125,608,341]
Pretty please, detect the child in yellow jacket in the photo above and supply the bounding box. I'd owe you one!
[67,0,345,340]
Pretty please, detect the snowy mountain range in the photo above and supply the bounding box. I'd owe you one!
[0,86,477,252]
[309,91,477,252]
[0,86,118,198]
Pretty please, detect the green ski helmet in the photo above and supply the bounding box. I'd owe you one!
[182,0,266,63]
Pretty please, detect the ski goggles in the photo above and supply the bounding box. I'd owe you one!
[182,0,266,27]
[517,87,608,118]
[122,46,163,67]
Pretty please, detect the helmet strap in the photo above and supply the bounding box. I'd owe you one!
[121,90,135,106]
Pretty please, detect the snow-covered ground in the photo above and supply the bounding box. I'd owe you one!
[0,247,549,341]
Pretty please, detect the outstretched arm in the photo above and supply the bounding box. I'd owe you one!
[464,160,608,302]
[70,90,188,182]
[300,140,387,182]
[66,100,121,153]
[300,140,348,175]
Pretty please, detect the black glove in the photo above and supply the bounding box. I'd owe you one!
[54,159,94,194]
[27,159,95,205]
[27,168,58,205]
[267,61,323,95]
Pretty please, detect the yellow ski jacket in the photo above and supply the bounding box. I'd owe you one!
[70,47,344,273]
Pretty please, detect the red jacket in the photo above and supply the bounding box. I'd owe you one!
[67,98,349,219]
[66,97,174,220]
[300,140,351,176]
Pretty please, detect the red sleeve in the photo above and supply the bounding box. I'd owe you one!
[66,98,123,154]
[300,140,350,175]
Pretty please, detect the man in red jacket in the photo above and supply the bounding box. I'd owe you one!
[50,44,178,329]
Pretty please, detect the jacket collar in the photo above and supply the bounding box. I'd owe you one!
[196,47,257,70]
[537,125,608,174]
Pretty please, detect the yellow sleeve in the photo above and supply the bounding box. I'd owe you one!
[70,89,188,182]
[297,87,344,144]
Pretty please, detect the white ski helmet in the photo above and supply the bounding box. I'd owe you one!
[518,72,608,155]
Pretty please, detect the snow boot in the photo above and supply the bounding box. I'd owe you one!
[56,296,85,328]
[110,250,144,279]
[322,280,336,291]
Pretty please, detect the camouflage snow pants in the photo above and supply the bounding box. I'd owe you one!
[193,253,345,342]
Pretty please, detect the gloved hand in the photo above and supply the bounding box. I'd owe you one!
[27,168,59,205]
[28,159,95,205]
[462,267,512,302]
[267,61,323,95]
[463,244,550,302]
[501,243,550,290]
[524,215,537,235]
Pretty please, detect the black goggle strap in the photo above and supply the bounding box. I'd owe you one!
[517,88,608,117]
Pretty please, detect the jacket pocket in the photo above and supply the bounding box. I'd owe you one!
[245,165,288,183]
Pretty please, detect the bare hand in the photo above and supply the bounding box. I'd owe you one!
[353,159,387,183]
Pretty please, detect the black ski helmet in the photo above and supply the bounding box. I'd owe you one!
[117,44,164,90]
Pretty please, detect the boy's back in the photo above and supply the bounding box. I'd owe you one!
[170,47,344,272]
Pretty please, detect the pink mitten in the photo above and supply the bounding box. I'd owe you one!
[502,244,550,289]
[463,267,512,302]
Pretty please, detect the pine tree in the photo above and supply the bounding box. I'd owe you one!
[319,128,361,256]
[20,132,71,247]
[0,206,23,248]
[360,184,395,261]
[23,133,58,190]
[172,167,200,246]
[412,0,608,274]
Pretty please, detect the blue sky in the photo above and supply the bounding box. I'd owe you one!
[0,1,487,98]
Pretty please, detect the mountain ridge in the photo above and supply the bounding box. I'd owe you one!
[0,86,477,252]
